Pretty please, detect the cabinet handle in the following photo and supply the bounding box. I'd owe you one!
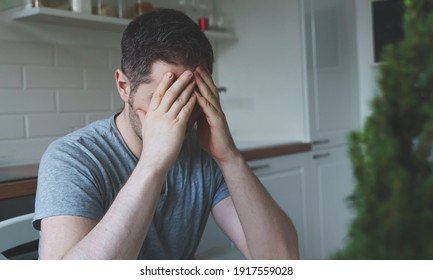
[249,164,271,171]
[313,152,330,160]
[312,139,330,146]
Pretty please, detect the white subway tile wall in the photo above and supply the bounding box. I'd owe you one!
[58,90,112,112]
[55,46,109,68]
[27,114,86,138]
[0,91,57,114]
[0,41,54,65]
[0,33,122,166]
[0,116,25,140]
[0,65,23,88]
[85,69,116,89]
[109,49,122,69]
[25,66,84,89]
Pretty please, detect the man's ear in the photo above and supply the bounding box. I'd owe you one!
[115,69,131,103]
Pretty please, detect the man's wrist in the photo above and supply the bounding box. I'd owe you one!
[135,158,169,180]
[216,149,245,170]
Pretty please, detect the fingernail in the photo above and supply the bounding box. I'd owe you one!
[166,72,173,79]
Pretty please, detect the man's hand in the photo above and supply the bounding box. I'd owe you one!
[194,67,240,164]
[137,70,197,173]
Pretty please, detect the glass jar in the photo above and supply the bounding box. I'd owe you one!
[70,0,92,14]
[46,0,71,10]
[32,0,47,7]
[93,0,118,17]
[177,0,213,25]
[120,0,155,19]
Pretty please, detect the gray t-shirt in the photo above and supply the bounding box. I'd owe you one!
[33,115,230,259]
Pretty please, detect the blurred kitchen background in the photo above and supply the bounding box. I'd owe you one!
[0,0,399,259]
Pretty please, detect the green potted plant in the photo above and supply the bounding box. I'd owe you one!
[335,0,433,259]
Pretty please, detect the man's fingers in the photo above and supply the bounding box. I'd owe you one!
[148,72,175,112]
[168,81,196,118]
[195,67,218,99]
[159,70,194,112]
[194,71,220,110]
[177,94,197,121]
[195,90,219,121]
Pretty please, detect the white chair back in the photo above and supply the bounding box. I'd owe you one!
[0,213,39,260]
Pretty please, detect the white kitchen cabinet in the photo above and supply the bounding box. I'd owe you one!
[306,146,356,259]
[302,0,360,149]
[301,0,359,259]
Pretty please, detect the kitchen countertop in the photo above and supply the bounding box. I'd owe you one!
[0,142,312,199]
[0,164,39,200]
[237,141,311,161]
[0,164,39,183]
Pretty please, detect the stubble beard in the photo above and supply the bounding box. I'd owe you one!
[127,95,143,141]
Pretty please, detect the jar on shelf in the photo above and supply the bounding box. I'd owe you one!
[177,0,214,29]
[70,0,92,14]
[196,0,212,28]
[120,0,155,19]
[209,13,229,31]
[93,0,118,17]
[32,0,47,7]
[46,0,71,10]
[176,0,196,21]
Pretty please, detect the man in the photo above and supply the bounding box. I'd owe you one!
[33,9,299,260]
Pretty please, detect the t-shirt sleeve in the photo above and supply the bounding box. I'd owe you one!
[33,139,104,230]
[210,160,230,208]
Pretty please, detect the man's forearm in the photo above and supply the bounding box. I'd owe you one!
[218,153,300,259]
[62,161,166,259]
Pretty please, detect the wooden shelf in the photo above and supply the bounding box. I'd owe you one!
[2,6,234,40]
[6,7,129,31]
[203,29,234,41]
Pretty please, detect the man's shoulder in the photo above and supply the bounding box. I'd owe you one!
[44,116,116,159]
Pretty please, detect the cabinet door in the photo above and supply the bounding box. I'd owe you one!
[303,0,360,149]
[251,153,310,259]
[308,146,356,259]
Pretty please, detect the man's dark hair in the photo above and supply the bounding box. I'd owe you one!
[121,8,214,94]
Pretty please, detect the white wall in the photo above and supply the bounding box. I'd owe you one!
[0,18,123,166]
[215,0,307,143]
